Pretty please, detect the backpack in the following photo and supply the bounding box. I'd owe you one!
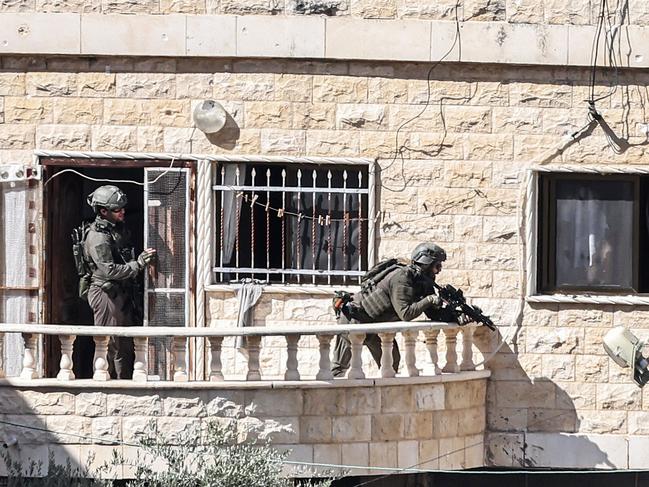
[332,259,405,318]
[360,258,405,293]
[71,221,93,300]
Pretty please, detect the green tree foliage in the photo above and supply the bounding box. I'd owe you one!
[2,421,335,487]
[117,422,333,487]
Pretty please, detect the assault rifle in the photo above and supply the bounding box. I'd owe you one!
[433,283,496,331]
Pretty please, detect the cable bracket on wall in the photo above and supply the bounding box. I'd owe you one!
[0,165,42,183]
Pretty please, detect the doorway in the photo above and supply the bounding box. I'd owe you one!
[43,162,144,378]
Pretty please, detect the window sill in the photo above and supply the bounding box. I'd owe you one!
[205,284,360,295]
[527,294,649,306]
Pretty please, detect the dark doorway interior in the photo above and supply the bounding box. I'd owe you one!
[43,164,144,378]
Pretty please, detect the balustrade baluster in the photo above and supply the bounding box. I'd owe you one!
[132,337,148,382]
[347,333,365,379]
[378,332,396,378]
[460,326,476,371]
[173,337,188,381]
[93,336,110,381]
[402,330,420,377]
[442,328,460,373]
[315,334,334,380]
[57,335,76,381]
[284,334,301,381]
[208,336,224,381]
[246,335,262,381]
[20,333,38,380]
[423,329,441,375]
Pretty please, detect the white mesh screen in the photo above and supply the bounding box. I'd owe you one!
[144,168,189,379]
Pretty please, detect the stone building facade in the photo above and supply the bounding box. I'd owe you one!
[1,0,649,474]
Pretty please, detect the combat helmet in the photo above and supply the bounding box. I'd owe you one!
[411,242,446,266]
[87,185,128,211]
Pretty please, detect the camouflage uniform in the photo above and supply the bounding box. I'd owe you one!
[83,216,141,379]
[331,264,452,377]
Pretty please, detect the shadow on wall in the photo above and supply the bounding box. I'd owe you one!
[0,388,87,478]
[205,111,241,150]
[471,320,617,469]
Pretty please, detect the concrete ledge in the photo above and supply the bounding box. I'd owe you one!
[326,18,431,62]
[186,15,237,56]
[81,14,186,56]
[456,23,568,66]
[526,294,649,306]
[0,371,490,390]
[238,15,325,58]
[0,13,80,54]
[2,13,649,68]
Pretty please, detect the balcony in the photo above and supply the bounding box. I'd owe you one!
[0,322,489,477]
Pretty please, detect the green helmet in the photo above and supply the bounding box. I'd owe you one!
[411,242,446,265]
[87,185,128,211]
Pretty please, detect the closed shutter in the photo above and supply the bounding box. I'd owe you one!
[0,167,42,377]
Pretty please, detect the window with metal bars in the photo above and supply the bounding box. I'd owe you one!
[213,161,371,286]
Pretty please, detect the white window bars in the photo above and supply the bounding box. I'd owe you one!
[212,159,375,286]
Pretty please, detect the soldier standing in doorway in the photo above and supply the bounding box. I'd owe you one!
[82,185,156,379]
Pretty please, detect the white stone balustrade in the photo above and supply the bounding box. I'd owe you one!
[0,322,480,383]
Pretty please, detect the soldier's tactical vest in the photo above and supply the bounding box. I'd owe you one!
[75,219,137,298]
[359,260,407,318]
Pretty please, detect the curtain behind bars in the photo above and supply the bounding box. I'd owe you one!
[219,164,366,283]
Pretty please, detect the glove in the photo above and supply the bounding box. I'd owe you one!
[456,313,474,326]
[137,249,156,269]
[426,294,442,307]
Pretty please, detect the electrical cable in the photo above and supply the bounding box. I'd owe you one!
[42,128,198,191]
[589,0,607,105]
[43,157,177,189]
[380,0,462,193]
[149,128,198,196]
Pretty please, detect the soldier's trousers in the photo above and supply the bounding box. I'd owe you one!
[87,285,136,380]
[331,308,400,378]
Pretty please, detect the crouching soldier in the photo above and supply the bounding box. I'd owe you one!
[83,185,156,379]
[331,242,471,377]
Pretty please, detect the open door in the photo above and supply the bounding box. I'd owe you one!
[43,163,144,378]
[144,167,191,380]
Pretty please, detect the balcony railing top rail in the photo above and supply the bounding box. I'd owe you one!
[0,321,458,337]
[0,321,481,384]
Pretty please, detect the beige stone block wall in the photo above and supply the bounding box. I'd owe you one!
[0,379,487,477]
[2,51,649,469]
[1,0,644,29]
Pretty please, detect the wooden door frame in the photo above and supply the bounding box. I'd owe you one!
[39,157,196,378]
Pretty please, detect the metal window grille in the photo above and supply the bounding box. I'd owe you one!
[212,161,372,285]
